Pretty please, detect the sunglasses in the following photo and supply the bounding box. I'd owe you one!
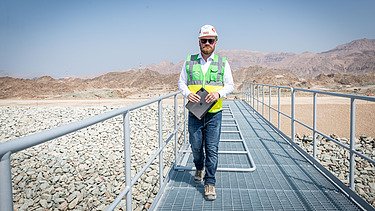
[200,38,216,45]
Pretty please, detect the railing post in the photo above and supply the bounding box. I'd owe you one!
[158,100,164,187]
[245,83,250,103]
[349,98,356,190]
[252,84,255,111]
[0,152,13,211]
[251,84,254,107]
[122,112,132,210]
[174,94,178,167]
[313,93,317,159]
[183,97,187,146]
[269,86,271,122]
[291,88,295,143]
[247,84,251,104]
[262,85,265,116]
[257,85,259,112]
[277,87,280,130]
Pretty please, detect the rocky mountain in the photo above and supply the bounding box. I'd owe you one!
[1,39,374,99]
[219,38,375,76]
[144,38,375,77]
[0,70,179,99]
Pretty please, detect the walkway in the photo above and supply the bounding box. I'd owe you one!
[153,100,363,210]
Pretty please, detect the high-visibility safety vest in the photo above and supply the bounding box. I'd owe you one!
[185,54,227,113]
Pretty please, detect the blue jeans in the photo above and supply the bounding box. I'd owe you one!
[188,111,222,185]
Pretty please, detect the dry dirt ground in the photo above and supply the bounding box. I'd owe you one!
[1,95,374,139]
[262,96,375,138]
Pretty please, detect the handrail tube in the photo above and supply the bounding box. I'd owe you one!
[315,130,375,165]
[0,91,181,157]
[252,83,291,89]
[107,130,176,210]
[293,87,375,102]
[314,130,350,150]
[278,110,290,118]
[0,91,182,210]
[353,149,375,166]
[294,118,314,132]
[250,84,375,207]
[131,131,175,189]
[245,83,375,210]
[273,109,291,121]
[261,114,374,211]
[252,83,375,101]
[108,186,131,210]
[268,105,277,113]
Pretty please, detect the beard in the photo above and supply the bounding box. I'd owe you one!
[200,44,215,55]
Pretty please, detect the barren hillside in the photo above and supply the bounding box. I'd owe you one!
[1,39,374,99]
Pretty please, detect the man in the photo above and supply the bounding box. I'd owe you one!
[178,24,234,201]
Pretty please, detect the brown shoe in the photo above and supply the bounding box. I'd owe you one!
[194,170,204,182]
[204,184,216,201]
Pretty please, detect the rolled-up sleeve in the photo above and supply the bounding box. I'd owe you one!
[178,61,191,98]
[217,61,234,98]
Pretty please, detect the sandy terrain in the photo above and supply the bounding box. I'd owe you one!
[252,96,375,138]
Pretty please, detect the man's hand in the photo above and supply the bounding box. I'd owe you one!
[188,93,201,103]
[205,92,220,103]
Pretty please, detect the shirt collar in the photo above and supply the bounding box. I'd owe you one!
[198,53,215,62]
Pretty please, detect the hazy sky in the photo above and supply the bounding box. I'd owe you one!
[1,0,375,78]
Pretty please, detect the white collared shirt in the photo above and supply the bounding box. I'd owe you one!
[178,53,234,98]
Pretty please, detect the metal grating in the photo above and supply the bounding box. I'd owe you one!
[157,187,360,211]
[175,105,256,172]
[153,100,363,211]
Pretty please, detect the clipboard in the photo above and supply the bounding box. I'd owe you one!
[185,88,216,120]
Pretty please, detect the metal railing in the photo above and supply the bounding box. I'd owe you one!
[0,91,186,211]
[243,83,375,210]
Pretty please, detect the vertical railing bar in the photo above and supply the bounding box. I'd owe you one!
[0,152,13,211]
[174,95,178,168]
[245,83,250,103]
[269,86,271,122]
[313,93,317,159]
[262,85,265,116]
[158,100,163,188]
[257,85,259,112]
[349,98,356,190]
[123,112,132,210]
[291,88,295,143]
[278,87,281,130]
[248,83,250,103]
[252,84,255,107]
[251,84,254,108]
[183,97,187,146]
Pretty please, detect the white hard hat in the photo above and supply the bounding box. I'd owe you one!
[198,25,218,38]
